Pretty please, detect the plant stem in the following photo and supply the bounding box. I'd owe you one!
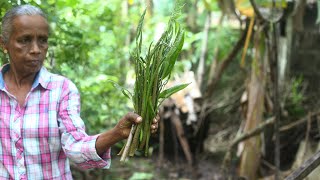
[120,124,137,162]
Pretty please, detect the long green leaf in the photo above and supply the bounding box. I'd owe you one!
[159,83,190,99]
[107,80,132,100]
[161,28,185,79]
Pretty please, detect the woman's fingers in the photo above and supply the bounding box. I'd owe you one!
[116,112,143,139]
[123,112,159,134]
[118,112,142,130]
[151,115,160,134]
[125,112,142,124]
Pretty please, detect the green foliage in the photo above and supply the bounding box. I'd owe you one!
[285,76,305,117]
[255,0,287,8]
[190,25,240,70]
[290,77,304,104]
[159,83,190,99]
[202,0,221,11]
[46,1,132,134]
[0,0,13,65]
[208,26,240,63]
[129,172,153,180]
[317,0,320,24]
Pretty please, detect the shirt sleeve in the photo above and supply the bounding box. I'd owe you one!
[58,79,111,169]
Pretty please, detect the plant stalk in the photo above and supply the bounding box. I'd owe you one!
[120,124,137,162]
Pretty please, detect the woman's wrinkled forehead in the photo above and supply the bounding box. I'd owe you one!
[12,15,49,30]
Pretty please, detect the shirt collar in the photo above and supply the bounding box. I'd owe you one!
[0,64,53,90]
[0,64,9,90]
[33,66,53,90]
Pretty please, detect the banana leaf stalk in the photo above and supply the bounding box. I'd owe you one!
[119,7,188,162]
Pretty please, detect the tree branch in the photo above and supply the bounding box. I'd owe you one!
[285,150,320,180]
[204,20,249,99]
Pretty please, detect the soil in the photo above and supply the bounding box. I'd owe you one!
[106,154,227,180]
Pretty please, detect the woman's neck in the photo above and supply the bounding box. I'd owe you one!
[5,67,36,88]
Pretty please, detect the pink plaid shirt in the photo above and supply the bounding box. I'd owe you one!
[0,64,111,180]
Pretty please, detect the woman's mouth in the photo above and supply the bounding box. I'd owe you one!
[28,60,41,65]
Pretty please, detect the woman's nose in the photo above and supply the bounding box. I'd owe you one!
[30,41,41,54]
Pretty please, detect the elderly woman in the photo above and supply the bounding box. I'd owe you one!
[0,4,158,179]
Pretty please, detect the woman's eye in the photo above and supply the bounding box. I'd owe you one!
[39,37,48,44]
[18,38,31,44]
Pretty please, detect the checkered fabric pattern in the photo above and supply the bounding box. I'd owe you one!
[0,64,110,179]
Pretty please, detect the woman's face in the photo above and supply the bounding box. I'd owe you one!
[4,15,49,75]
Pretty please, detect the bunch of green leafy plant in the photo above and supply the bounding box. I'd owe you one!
[119,7,188,162]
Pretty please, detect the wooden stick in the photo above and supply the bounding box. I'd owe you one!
[240,15,255,67]
[171,109,193,165]
[285,150,320,180]
[230,117,275,149]
[303,113,312,157]
[224,110,320,152]
[280,110,320,132]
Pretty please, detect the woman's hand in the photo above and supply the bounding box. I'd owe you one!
[96,112,160,156]
[113,112,142,140]
[114,112,160,139]
[96,112,141,156]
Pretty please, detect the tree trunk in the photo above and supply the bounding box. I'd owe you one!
[239,25,267,180]
[292,0,306,32]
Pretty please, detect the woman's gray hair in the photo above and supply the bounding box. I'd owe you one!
[1,4,47,43]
